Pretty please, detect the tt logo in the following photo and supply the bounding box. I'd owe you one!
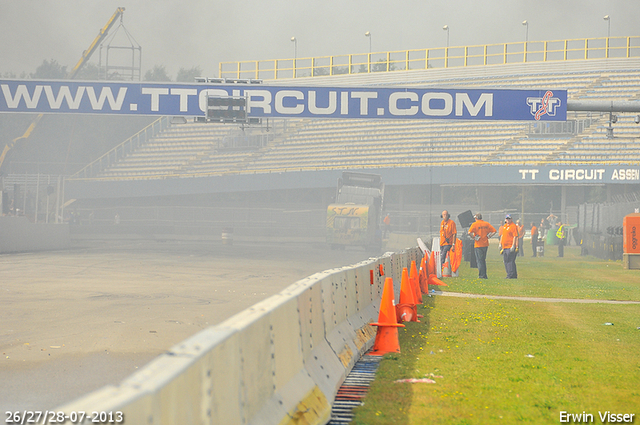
[526,91,561,120]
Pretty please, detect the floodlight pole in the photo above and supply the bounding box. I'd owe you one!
[365,31,372,72]
[291,37,297,77]
[522,20,529,62]
[443,25,450,67]
[603,15,610,58]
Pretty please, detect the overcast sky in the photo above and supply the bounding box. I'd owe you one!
[1,0,639,80]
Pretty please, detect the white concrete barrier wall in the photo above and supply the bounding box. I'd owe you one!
[57,248,421,425]
[0,216,69,253]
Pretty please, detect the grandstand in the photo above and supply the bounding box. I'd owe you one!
[72,57,640,182]
[1,36,637,241]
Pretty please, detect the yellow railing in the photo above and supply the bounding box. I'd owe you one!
[219,36,640,80]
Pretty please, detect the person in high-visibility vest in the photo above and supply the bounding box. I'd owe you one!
[556,221,567,257]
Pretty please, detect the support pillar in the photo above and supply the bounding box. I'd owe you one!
[560,185,567,223]
[521,186,526,220]
[476,186,491,213]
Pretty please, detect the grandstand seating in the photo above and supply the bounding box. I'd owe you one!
[557,115,640,163]
[88,58,640,180]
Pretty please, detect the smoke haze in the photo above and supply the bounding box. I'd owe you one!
[1,0,639,79]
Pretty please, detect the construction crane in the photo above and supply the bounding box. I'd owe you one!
[0,7,126,174]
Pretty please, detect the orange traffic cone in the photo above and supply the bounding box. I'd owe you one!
[410,260,423,304]
[370,277,404,355]
[451,239,463,273]
[410,261,425,319]
[396,268,419,323]
[428,273,447,288]
[427,251,447,290]
[442,252,452,278]
[419,255,429,294]
[427,251,437,277]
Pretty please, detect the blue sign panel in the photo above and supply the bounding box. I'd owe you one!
[513,166,640,184]
[0,79,567,121]
[65,164,639,200]
[384,165,640,185]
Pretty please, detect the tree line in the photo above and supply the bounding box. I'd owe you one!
[1,59,202,82]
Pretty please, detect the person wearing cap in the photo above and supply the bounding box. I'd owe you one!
[500,214,519,279]
[439,210,457,266]
[468,213,497,279]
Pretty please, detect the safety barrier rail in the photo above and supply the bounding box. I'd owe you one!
[56,248,421,425]
[70,116,171,179]
[219,36,640,80]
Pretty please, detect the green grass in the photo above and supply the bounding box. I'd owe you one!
[353,247,640,424]
[447,246,640,301]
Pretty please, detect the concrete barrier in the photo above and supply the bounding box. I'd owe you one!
[56,248,421,425]
[0,216,69,253]
[385,232,424,252]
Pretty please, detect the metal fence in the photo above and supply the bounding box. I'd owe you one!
[5,161,87,176]
[63,204,328,242]
[220,36,640,80]
[527,118,595,137]
[577,196,640,235]
[1,174,65,224]
[218,128,277,149]
[576,193,640,260]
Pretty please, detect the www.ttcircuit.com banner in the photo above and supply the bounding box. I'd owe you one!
[0,79,567,121]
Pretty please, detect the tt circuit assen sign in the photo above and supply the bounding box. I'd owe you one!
[379,165,640,187]
[518,167,640,183]
[0,79,567,121]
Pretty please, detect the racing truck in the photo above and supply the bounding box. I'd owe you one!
[326,171,385,250]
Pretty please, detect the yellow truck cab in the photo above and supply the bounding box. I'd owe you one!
[326,172,384,250]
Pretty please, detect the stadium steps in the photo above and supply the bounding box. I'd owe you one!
[89,60,640,178]
[542,136,582,163]
[230,149,276,172]
[572,76,606,98]
[183,119,309,174]
[552,116,639,163]
[232,120,311,172]
[482,135,524,163]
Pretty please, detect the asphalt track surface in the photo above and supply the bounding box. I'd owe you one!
[0,239,375,413]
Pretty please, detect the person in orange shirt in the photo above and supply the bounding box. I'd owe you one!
[468,213,496,279]
[383,213,391,238]
[516,219,525,257]
[530,222,539,257]
[500,214,519,279]
[439,210,457,266]
[497,219,506,252]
